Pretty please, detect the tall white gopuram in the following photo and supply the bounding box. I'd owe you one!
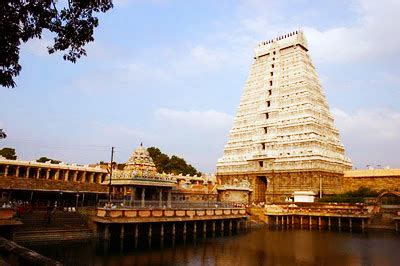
[216,30,352,202]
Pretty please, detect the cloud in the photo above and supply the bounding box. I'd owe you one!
[305,0,400,64]
[155,108,233,130]
[153,108,233,172]
[332,107,400,168]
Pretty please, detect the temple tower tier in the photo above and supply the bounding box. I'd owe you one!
[216,30,352,203]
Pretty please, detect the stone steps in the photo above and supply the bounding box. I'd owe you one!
[13,211,94,243]
[14,229,94,244]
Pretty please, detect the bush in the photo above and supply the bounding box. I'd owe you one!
[319,187,381,203]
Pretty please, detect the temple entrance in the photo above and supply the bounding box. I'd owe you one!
[254,176,268,203]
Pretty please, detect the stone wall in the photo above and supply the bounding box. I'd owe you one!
[218,190,249,203]
[342,176,400,192]
[218,170,344,203]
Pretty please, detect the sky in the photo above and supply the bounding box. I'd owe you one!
[1,0,400,172]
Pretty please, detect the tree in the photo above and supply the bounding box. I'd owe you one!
[147,147,200,176]
[0,147,17,160]
[147,147,170,173]
[0,129,6,139]
[36,156,61,164]
[1,0,113,88]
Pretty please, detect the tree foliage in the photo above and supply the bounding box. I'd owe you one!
[36,156,61,164]
[318,187,381,203]
[147,147,200,176]
[0,129,6,139]
[1,0,113,88]
[0,147,17,160]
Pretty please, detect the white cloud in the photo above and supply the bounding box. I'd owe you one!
[155,108,233,130]
[305,0,400,64]
[332,107,400,168]
[153,108,233,172]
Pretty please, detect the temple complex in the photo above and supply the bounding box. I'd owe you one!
[217,31,352,203]
[0,156,108,206]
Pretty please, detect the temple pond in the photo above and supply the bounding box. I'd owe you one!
[28,228,400,266]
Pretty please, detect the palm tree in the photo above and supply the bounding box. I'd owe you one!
[0,129,6,139]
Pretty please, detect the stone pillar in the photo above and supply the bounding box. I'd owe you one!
[46,169,51,180]
[172,223,176,236]
[73,171,78,182]
[221,221,224,232]
[167,190,172,208]
[89,172,94,183]
[212,221,216,232]
[81,172,87,183]
[361,218,365,231]
[203,222,207,235]
[328,217,332,230]
[292,215,295,226]
[15,166,20,177]
[318,217,322,230]
[4,165,9,177]
[300,216,303,229]
[309,216,312,229]
[183,222,187,235]
[120,224,125,239]
[148,224,152,238]
[36,168,41,179]
[141,187,146,207]
[349,218,352,230]
[276,216,279,226]
[135,224,139,238]
[161,224,164,237]
[193,222,197,234]
[104,225,110,240]
[159,189,163,208]
[229,220,233,232]
[338,217,342,231]
[281,216,284,225]
[25,167,30,178]
[54,169,60,180]
[64,170,69,181]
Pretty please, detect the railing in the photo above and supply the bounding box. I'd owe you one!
[97,200,245,209]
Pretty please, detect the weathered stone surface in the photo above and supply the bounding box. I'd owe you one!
[206,210,214,216]
[343,169,400,192]
[138,210,151,217]
[176,210,185,217]
[110,210,122,218]
[223,209,231,215]
[164,210,174,216]
[152,210,163,217]
[124,210,137,217]
[186,210,195,217]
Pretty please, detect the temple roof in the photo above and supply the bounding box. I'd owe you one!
[125,144,156,170]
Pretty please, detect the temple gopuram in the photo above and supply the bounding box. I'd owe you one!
[217,31,353,203]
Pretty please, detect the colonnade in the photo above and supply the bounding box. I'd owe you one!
[0,163,107,184]
[269,215,367,231]
[101,218,248,241]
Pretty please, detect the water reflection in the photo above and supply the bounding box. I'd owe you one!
[28,228,400,266]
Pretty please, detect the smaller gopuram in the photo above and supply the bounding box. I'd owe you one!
[216,31,352,203]
[104,145,176,206]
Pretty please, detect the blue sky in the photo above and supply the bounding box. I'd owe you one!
[1,0,399,172]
